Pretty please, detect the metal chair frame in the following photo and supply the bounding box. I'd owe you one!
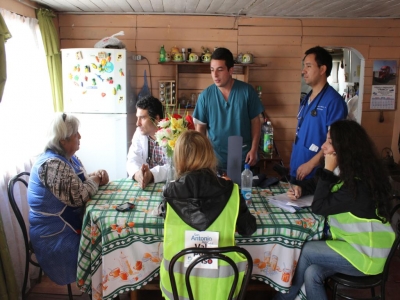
[168,246,253,300]
[328,199,400,300]
[7,171,73,300]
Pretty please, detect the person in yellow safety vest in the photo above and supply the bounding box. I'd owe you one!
[273,119,395,300]
[160,130,256,300]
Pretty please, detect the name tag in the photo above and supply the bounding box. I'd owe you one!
[309,144,319,152]
[184,230,219,269]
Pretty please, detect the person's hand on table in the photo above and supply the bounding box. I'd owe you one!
[287,185,302,200]
[133,164,154,189]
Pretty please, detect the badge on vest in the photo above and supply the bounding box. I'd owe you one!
[184,230,219,269]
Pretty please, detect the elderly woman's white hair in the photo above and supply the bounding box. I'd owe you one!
[44,112,80,156]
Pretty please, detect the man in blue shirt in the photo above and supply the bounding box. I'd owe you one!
[290,46,348,183]
[193,48,264,172]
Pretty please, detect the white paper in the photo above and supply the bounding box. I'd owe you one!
[184,231,219,269]
[267,193,314,213]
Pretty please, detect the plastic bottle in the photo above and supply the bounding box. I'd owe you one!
[182,48,186,61]
[159,45,166,62]
[241,164,253,206]
[262,121,274,155]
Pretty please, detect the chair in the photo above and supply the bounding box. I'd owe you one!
[7,172,74,300]
[327,200,400,300]
[168,246,253,300]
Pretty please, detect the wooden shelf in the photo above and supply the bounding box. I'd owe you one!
[158,62,267,75]
[158,61,267,108]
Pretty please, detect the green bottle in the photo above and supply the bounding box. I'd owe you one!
[159,45,166,62]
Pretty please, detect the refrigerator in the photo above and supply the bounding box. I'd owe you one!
[61,48,136,181]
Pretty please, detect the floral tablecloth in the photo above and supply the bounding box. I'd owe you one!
[76,179,324,299]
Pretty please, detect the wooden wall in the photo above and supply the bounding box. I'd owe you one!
[55,15,400,166]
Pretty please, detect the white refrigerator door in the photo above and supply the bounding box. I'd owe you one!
[62,48,135,114]
[75,113,129,181]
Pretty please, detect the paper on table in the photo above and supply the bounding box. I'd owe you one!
[267,193,314,213]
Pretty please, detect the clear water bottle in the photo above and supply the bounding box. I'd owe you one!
[262,121,274,155]
[241,164,253,206]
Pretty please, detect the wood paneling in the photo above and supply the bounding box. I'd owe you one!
[57,14,400,169]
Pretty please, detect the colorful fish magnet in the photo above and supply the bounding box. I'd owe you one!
[96,74,104,82]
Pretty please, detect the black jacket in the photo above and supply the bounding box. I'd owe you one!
[162,169,256,237]
[300,168,378,220]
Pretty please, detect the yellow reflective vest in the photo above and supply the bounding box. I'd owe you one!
[160,184,247,300]
[327,212,395,275]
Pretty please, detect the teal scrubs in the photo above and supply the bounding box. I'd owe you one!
[193,80,264,169]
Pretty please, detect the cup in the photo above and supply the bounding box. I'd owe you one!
[109,267,120,277]
[117,217,126,228]
[270,255,278,271]
[281,268,291,282]
[119,271,128,280]
[189,53,199,62]
[201,53,212,63]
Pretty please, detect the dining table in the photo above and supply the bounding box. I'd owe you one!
[76,178,325,300]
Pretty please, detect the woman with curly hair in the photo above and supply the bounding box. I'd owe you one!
[273,119,395,300]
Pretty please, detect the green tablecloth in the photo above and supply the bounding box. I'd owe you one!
[77,179,324,299]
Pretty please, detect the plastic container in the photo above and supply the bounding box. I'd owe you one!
[159,45,166,62]
[262,121,274,155]
[241,164,253,206]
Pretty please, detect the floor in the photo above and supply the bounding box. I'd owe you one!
[27,247,400,300]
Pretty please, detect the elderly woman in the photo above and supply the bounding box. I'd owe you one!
[27,112,109,285]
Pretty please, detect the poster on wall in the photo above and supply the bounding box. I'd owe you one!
[370,60,397,110]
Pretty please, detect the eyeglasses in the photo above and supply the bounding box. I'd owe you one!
[62,113,67,122]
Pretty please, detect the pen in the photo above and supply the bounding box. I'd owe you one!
[285,175,296,198]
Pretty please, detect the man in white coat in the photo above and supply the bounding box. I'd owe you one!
[126,96,168,188]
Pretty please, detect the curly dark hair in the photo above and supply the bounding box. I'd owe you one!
[211,47,234,69]
[329,120,392,222]
[136,95,164,120]
[304,46,333,77]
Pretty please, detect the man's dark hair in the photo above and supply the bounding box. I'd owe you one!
[136,95,164,120]
[304,46,333,77]
[211,47,234,69]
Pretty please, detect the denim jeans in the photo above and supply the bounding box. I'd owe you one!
[273,241,365,300]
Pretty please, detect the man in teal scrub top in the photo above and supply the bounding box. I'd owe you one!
[193,47,264,172]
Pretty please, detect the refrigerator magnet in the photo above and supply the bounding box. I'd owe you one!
[117,53,123,61]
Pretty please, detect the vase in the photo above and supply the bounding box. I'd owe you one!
[163,149,175,185]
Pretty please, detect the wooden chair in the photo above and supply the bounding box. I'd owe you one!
[7,172,74,300]
[168,246,253,300]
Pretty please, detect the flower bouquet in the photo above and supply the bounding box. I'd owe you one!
[155,113,195,158]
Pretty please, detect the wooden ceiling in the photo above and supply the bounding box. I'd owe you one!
[30,0,400,18]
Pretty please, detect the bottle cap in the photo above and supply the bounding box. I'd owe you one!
[182,48,186,52]
[244,163,250,169]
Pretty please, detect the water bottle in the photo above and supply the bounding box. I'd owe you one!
[262,121,274,155]
[241,164,253,206]
[159,45,166,62]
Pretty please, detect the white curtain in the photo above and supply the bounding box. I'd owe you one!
[0,8,53,295]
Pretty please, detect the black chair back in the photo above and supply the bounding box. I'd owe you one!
[168,246,253,300]
[7,172,32,299]
[8,171,74,300]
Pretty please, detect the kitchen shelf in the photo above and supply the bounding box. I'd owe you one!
[158,61,267,108]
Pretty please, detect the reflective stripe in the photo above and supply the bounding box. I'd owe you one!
[327,212,395,274]
[329,217,394,234]
[162,257,247,278]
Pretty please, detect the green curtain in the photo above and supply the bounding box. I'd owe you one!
[36,8,63,112]
[0,13,11,103]
[0,212,19,300]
